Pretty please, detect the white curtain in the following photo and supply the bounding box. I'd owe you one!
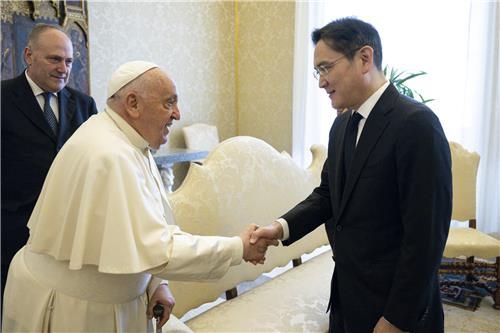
[292,1,333,168]
[291,0,499,235]
[465,0,500,235]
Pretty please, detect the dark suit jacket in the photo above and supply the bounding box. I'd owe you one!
[282,84,452,332]
[1,73,98,294]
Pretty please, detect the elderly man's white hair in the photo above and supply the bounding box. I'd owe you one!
[107,60,158,99]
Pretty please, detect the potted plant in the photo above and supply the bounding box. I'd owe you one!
[384,65,434,104]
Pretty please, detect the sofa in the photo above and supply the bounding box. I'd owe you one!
[167,136,332,332]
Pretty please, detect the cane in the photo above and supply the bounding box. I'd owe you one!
[153,303,164,333]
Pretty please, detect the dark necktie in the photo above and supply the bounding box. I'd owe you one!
[342,111,363,190]
[42,92,58,135]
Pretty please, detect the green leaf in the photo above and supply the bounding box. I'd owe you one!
[383,65,433,104]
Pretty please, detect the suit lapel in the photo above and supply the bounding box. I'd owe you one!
[12,75,57,141]
[57,88,75,150]
[333,112,350,214]
[338,84,399,216]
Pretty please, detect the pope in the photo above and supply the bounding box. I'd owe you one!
[2,61,277,332]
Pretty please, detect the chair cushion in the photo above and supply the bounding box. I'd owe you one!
[443,228,500,258]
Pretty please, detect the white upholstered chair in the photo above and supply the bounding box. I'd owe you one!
[167,136,329,320]
[182,123,219,164]
[440,141,500,309]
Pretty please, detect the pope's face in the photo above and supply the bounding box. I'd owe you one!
[24,28,73,92]
[137,70,181,150]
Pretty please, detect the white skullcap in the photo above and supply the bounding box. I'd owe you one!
[107,60,159,98]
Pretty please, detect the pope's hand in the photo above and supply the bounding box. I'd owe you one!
[147,284,175,329]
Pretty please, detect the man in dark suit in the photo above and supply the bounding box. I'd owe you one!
[1,24,98,298]
[252,18,452,332]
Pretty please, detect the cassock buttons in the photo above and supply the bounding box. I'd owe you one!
[336,225,343,231]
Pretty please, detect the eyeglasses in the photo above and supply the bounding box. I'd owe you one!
[313,54,346,80]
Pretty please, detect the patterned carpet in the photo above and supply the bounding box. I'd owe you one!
[440,274,496,311]
[440,258,498,311]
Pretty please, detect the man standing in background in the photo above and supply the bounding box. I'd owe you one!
[1,23,98,298]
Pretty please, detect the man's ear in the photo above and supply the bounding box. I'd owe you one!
[124,92,141,119]
[23,47,32,67]
[358,45,374,74]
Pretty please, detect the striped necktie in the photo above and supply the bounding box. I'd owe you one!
[42,92,58,135]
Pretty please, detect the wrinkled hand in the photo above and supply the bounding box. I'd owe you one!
[240,223,279,265]
[373,316,407,333]
[147,284,175,329]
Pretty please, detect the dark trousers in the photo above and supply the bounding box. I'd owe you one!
[328,272,347,333]
[328,276,444,333]
[1,207,32,301]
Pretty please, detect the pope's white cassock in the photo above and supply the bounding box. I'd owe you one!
[2,108,243,332]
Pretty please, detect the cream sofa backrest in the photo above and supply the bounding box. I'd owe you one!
[168,136,328,317]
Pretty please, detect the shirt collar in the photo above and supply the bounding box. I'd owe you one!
[354,80,390,119]
[104,106,150,152]
[25,70,57,98]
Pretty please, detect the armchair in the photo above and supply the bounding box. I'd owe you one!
[182,123,220,164]
[439,141,500,309]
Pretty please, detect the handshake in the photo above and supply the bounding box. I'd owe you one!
[239,221,284,265]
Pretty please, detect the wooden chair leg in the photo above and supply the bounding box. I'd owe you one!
[494,257,500,310]
[292,257,302,267]
[466,256,475,282]
[225,287,238,300]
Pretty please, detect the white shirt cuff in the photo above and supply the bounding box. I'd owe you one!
[275,218,290,241]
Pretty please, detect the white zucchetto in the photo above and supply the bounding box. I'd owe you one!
[107,60,159,98]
